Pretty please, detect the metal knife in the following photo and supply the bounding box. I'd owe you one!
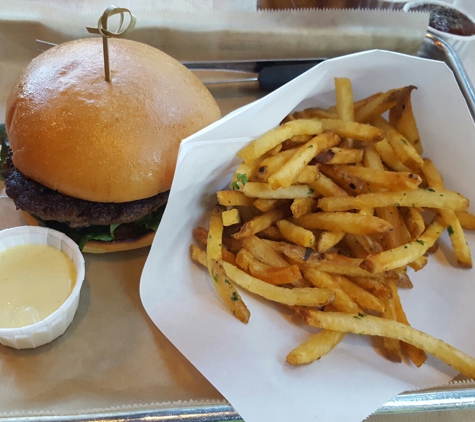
[183,59,325,91]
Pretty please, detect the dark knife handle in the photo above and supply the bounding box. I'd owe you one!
[258,63,318,91]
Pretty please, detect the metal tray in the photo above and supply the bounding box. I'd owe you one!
[2,32,475,422]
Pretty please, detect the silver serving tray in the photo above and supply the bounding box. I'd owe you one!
[2,32,475,422]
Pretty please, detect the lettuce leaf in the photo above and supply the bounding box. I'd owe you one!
[34,205,166,251]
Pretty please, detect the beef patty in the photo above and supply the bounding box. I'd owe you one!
[2,150,169,228]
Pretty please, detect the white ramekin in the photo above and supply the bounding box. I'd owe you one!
[0,226,85,349]
[403,1,475,41]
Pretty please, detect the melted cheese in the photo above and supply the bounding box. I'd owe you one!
[0,244,76,328]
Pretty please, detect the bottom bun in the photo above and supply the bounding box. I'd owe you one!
[21,212,155,254]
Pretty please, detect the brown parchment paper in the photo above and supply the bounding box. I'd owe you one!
[0,2,436,419]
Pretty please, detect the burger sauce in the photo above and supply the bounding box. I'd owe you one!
[0,244,76,328]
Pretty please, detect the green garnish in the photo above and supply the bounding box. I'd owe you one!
[427,188,435,192]
[236,173,248,186]
[231,181,240,190]
[231,292,239,302]
[416,239,425,245]
[308,188,314,195]
[447,225,454,236]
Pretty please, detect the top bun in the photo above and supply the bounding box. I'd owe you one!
[6,38,221,203]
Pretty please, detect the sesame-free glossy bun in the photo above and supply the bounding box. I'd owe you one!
[6,38,221,203]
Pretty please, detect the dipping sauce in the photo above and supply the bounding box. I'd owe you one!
[0,244,76,328]
[410,4,475,36]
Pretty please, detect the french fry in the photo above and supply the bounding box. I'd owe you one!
[376,207,411,249]
[190,244,208,267]
[316,147,363,164]
[297,309,475,379]
[257,226,286,241]
[250,262,303,286]
[362,142,413,250]
[276,219,316,248]
[253,198,287,213]
[380,294,403,362]
[238,119,324,163]
[242,235,289,268]
[193,226,209,247]
[321,119,383,142]
[193,226,241,254]
[250,149,295,182]
[303,268,361,313]
[335,77,354,122]
[286,107,337,121]
[337,166,422,191]
[350,276,392,300]
[408,255,428,272]
[233,207,290,239]
[223,262,335,307]
[389,85,422,154]
[455,210,475,230]
[353,92,383,112]
[268,133,340,189]
[319,164,366,195]
[281,134,315,150]
[318,189,469,212]
[400,207,425,239]
[354,87,404,123]
[207,206,226,261]
[269,240,378,278]
[236,249,302,285]
[332,274,385,315]
[222,208,241,226]
[290,212,394,236]
[316,231,345,252]
[360,216,446,273]
[230,160,259,191]
[310,173,348,198]
[344,233,384,258]
[389,281,427,367]
[217,190,255,207]
[293,165,320,184]
[290,197,319,218]
[286,329,346,366]
[374,139,412,173]
[243,182,318,200]
[371,116,424,171]
[191,243,237,267]
[387,267,414,289]
[206,206,250,323]
[421,158,472,268]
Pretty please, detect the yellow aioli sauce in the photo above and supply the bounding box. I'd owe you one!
[0,244,76,328]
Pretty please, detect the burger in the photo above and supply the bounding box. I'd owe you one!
[0,38,221,253]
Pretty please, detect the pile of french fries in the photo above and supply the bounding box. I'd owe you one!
[190,78,475,378]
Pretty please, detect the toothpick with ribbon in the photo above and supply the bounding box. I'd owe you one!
[86,5,137,82]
